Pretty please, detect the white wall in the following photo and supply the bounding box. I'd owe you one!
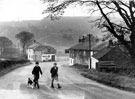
[91,57,99,69]
[69,57,74,65]
[27,49,35,61]
[35,51,42,61]
[42,54,55,61]
[28,48,57,62]
[68,50,98,68]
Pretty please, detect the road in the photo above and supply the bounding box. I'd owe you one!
[0,60,135,99]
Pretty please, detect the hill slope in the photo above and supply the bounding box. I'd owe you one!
[0,17,102,51]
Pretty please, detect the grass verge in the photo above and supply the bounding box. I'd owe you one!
[71,64,135,92]
[0,60,31,78]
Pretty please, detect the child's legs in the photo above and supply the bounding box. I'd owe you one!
[55,76,61,88]
[33,76,39,88]
[54,76,59,84]
[51,77,54,87]
[36,79,39,88]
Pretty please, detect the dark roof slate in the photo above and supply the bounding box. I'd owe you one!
[68,40,109,51]
[34,45,56,54]
[69,42,90,50]
[34,45,46,51]
[92,41,108,51]
[28,43,56,54]
[28,43,41,49]
[92,46,114,59]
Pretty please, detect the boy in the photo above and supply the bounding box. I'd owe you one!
[50,63,61,89]
[32,62,42,89]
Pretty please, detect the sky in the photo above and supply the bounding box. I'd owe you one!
[0,0,89,22]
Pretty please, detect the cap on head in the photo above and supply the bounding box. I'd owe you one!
[54,63,57,66]
[35,61,39,65]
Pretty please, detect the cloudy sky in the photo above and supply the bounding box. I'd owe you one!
[0,0,89,22]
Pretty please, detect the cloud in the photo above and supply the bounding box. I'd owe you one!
[0,0,45,21]
[0,0,89,21]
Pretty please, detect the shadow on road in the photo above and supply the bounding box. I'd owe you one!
[19,83,60,99]
[19,82,105,99]
[18,82,123,99]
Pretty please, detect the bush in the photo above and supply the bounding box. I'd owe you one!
[72,63,89,69]
[0,59,30,70]
[72,64,135,92]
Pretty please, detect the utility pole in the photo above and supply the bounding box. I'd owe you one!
[88,34,91,69]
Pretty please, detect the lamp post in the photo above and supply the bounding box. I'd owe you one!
[88,34,91,69]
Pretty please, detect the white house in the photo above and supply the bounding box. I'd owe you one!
[27,43,56,62]
[65,40,109,69]
[27,43,41,61]
[66,41,97,69]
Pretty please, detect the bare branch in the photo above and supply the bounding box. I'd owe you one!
[112,1,131,28]
[119,1,129,8]
[96,0,131,51]
[129,0,135,23]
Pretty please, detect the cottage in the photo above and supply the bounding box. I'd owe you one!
[66,39,121,68]
[66,40,98,68]
[66,36,131,70]
[27,43,41,61]
[91,41,111,69]
[27,43,56,62]
[92,45,130,70]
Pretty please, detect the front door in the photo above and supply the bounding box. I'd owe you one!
[52,55,55,61]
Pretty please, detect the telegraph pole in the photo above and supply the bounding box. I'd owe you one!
[88,34,91,69]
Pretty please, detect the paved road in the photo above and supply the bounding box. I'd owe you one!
[0,60,135,99]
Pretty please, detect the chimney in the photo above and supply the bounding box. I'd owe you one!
[79,37,82,43]
[82,36,85,42]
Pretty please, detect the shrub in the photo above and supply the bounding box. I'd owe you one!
[0,59,30,69]
[72,64,135,92]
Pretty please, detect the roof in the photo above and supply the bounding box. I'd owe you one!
[68,41,97,51]
[69,42,89,50]
[28,42,56,54]
[34,45,56,54]
[92,41,109,51]
[92,46,114,59]
[43,46,56,54]
[34,45,46,51]
[68,40,109,51]
[28,42,41,49]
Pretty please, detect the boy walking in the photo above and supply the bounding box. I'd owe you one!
[50,63,61,89]
[32,62,42,89]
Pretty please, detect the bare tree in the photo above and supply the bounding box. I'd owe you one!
[42,0,135,65]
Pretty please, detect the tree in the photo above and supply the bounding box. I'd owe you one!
[15,31,34,57]
[42,0,135,65]
[0,36,13,52]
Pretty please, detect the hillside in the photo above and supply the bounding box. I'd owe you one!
[0,17,103,51]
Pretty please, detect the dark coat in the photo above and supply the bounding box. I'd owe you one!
[50,66,58,77]
[32,66,42,77]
